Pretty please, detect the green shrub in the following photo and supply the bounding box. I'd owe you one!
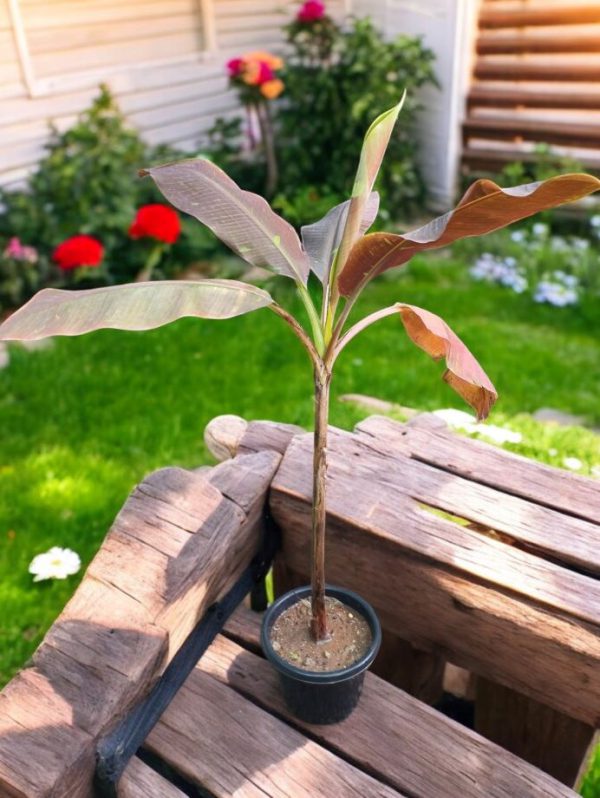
[500,143,584,187]
[0,86,208,286]
[277,17,436,224]
[0,239,49,313]
[207,13,437,227]
[205,117,266,196]
[0,87,146,249]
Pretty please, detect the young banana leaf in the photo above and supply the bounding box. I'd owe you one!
[0,280,273,341]
[143,159,310,285]
[396,303,497,420]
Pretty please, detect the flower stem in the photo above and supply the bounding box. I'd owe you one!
[136,242,164,282]
[256,100,278,198]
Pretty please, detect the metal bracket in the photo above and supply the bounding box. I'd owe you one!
[94,519,280,797]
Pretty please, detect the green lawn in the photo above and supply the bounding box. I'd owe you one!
[0,252,599,791]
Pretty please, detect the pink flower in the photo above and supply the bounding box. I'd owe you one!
[297,0,325,22]
[227,58,244,77]
[3,237,38,264]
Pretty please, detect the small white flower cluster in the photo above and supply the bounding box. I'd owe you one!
[28,546,81,582]
[469,253,528,293]
[533,271,579,307]
[590,214,600,240]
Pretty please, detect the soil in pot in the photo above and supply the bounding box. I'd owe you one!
[269,595,372,672]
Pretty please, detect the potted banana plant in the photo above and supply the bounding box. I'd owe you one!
[1,98,598,725]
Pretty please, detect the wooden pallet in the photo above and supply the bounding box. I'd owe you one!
[0,413,598,796]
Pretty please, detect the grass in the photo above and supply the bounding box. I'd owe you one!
[0,251,599,791]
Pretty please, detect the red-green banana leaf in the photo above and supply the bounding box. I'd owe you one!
[338,174,600,296]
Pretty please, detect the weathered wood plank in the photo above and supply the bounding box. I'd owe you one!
[354,417,600,574]
[0,668,93,798]
[475,678,595,786]
[120,757,187,798]
[204,415,302,463]
[277,430,600,626]
[373,630,445,704]
[230,416,600,574]
[356,414,600,524]
[238,419,304,457]
[0,452,280,798]
[269,433,600,725]
[145,665,406,798]
[199,630,577,798]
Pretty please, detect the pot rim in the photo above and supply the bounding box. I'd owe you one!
[261,584,382,684]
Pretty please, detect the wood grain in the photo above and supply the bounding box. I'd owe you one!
[275,429,600,626]
[0,668,93,798]
[0,452,280,798]
[269,431,600,725]
[238,418,304,457]
[120,757,187,798]
[372,630,445,704]
[146,664,406,798]
[355,417,600,575]
[199,628,577,798]
[356,414,600,524]
[475,678,594,786]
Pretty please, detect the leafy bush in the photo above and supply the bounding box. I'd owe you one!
[0,86,216,287]
[0,239,49,313]
[208,11,436,227]
[500,143,584,187]
[277,16,436,224]
[0,87,146,250]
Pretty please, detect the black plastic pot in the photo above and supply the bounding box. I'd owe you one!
[261,585,382,724]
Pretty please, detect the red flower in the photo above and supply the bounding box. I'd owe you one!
[129,204,181,244]
[53,235,104,270]
[298,0,325,22]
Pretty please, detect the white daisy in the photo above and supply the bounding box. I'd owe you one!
[29,547,81,582]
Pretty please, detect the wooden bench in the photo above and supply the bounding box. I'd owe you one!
[0,413,598,797]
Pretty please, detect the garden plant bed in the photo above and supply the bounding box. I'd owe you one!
[0,413,598,797]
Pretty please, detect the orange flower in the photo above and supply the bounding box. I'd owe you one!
[245,51,284,71]
[260,79,285,99]
[242,59,273,86]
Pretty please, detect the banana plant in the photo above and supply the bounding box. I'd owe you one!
[2,100,599,642]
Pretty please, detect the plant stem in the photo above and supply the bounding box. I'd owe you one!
[331,304,399,365]
[269,303,320,367]
[311,361,331,641]
[270,298,330,641]
[136,242,164,282]
[297,283,325,356]
[256,101,278,198]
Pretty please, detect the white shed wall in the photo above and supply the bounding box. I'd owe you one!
[368,0,479,209]
[0,0,345,189]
